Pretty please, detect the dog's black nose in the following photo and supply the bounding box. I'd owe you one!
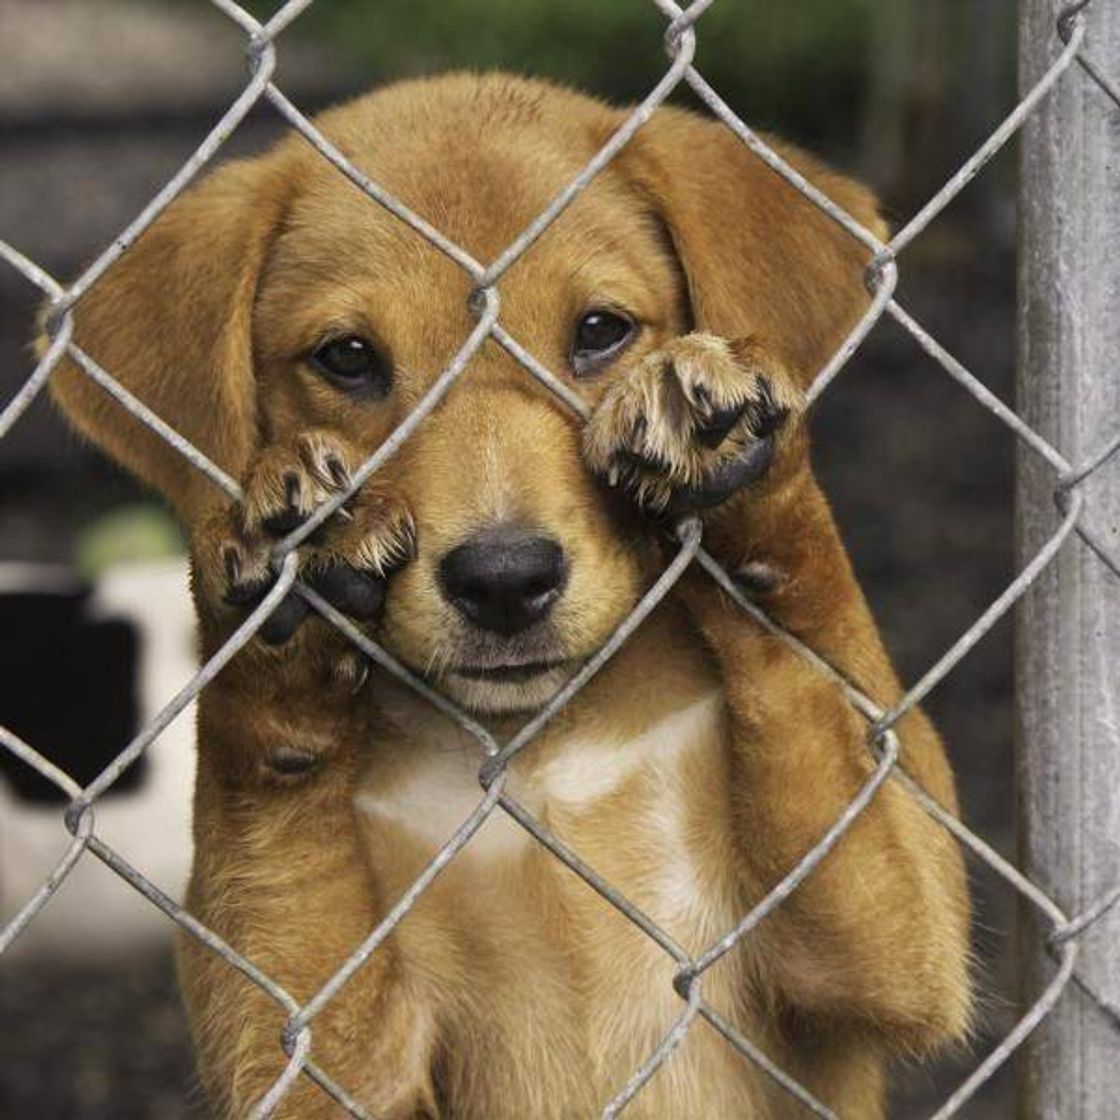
[439,525,567,636]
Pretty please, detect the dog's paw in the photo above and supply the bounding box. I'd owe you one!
[583,334,803,516]
[196,430,416,648]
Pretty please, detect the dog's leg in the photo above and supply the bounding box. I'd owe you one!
[180,674,440,1120]
[584,335,971,1057]
[180,430,440,1118]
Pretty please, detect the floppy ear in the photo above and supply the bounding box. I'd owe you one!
[44,153,294,521]
[618,107,887,386]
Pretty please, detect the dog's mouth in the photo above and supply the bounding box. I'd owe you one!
[452,659,569,684]
[420,649,575,714]
[386,617,581,713]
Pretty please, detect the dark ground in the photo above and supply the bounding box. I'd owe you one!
[0,75,1034,1120]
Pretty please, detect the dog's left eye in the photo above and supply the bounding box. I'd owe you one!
[309,335,392,395]
[572,310,635,375]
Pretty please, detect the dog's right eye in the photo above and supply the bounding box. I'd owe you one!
[309,335,392,396]
[571,309,635,376]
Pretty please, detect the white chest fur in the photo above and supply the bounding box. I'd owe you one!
[354,691,725,868]
[354,689,748,1114]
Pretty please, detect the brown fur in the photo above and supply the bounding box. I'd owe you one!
[44,73,970,1118]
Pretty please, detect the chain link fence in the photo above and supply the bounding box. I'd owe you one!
[1,0,1117,1116]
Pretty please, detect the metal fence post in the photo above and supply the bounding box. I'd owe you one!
[1017,1,1120,1115]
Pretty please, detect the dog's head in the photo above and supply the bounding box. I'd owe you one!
[47,74,883,714]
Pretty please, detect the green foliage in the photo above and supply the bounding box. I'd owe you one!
[76,505,185,578]
[207,0,877,151]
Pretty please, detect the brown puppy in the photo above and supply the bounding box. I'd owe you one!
[46,74,970,1118]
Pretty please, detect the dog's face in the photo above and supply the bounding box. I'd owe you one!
[254,165,686,711]
[252,103,697,712]
[50,75,884,714]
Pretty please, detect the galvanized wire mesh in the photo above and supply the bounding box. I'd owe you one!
[1,0,1118,1116]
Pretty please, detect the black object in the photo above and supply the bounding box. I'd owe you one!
[0,588,141,803]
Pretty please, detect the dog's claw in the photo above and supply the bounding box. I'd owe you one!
[695,400,748,449]
[223,545,242,585]
[325,454,349,489]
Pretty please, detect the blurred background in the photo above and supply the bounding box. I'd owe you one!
[0,0,1026,1115]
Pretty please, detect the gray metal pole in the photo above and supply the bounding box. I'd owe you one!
[1017,1,1120,1116]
